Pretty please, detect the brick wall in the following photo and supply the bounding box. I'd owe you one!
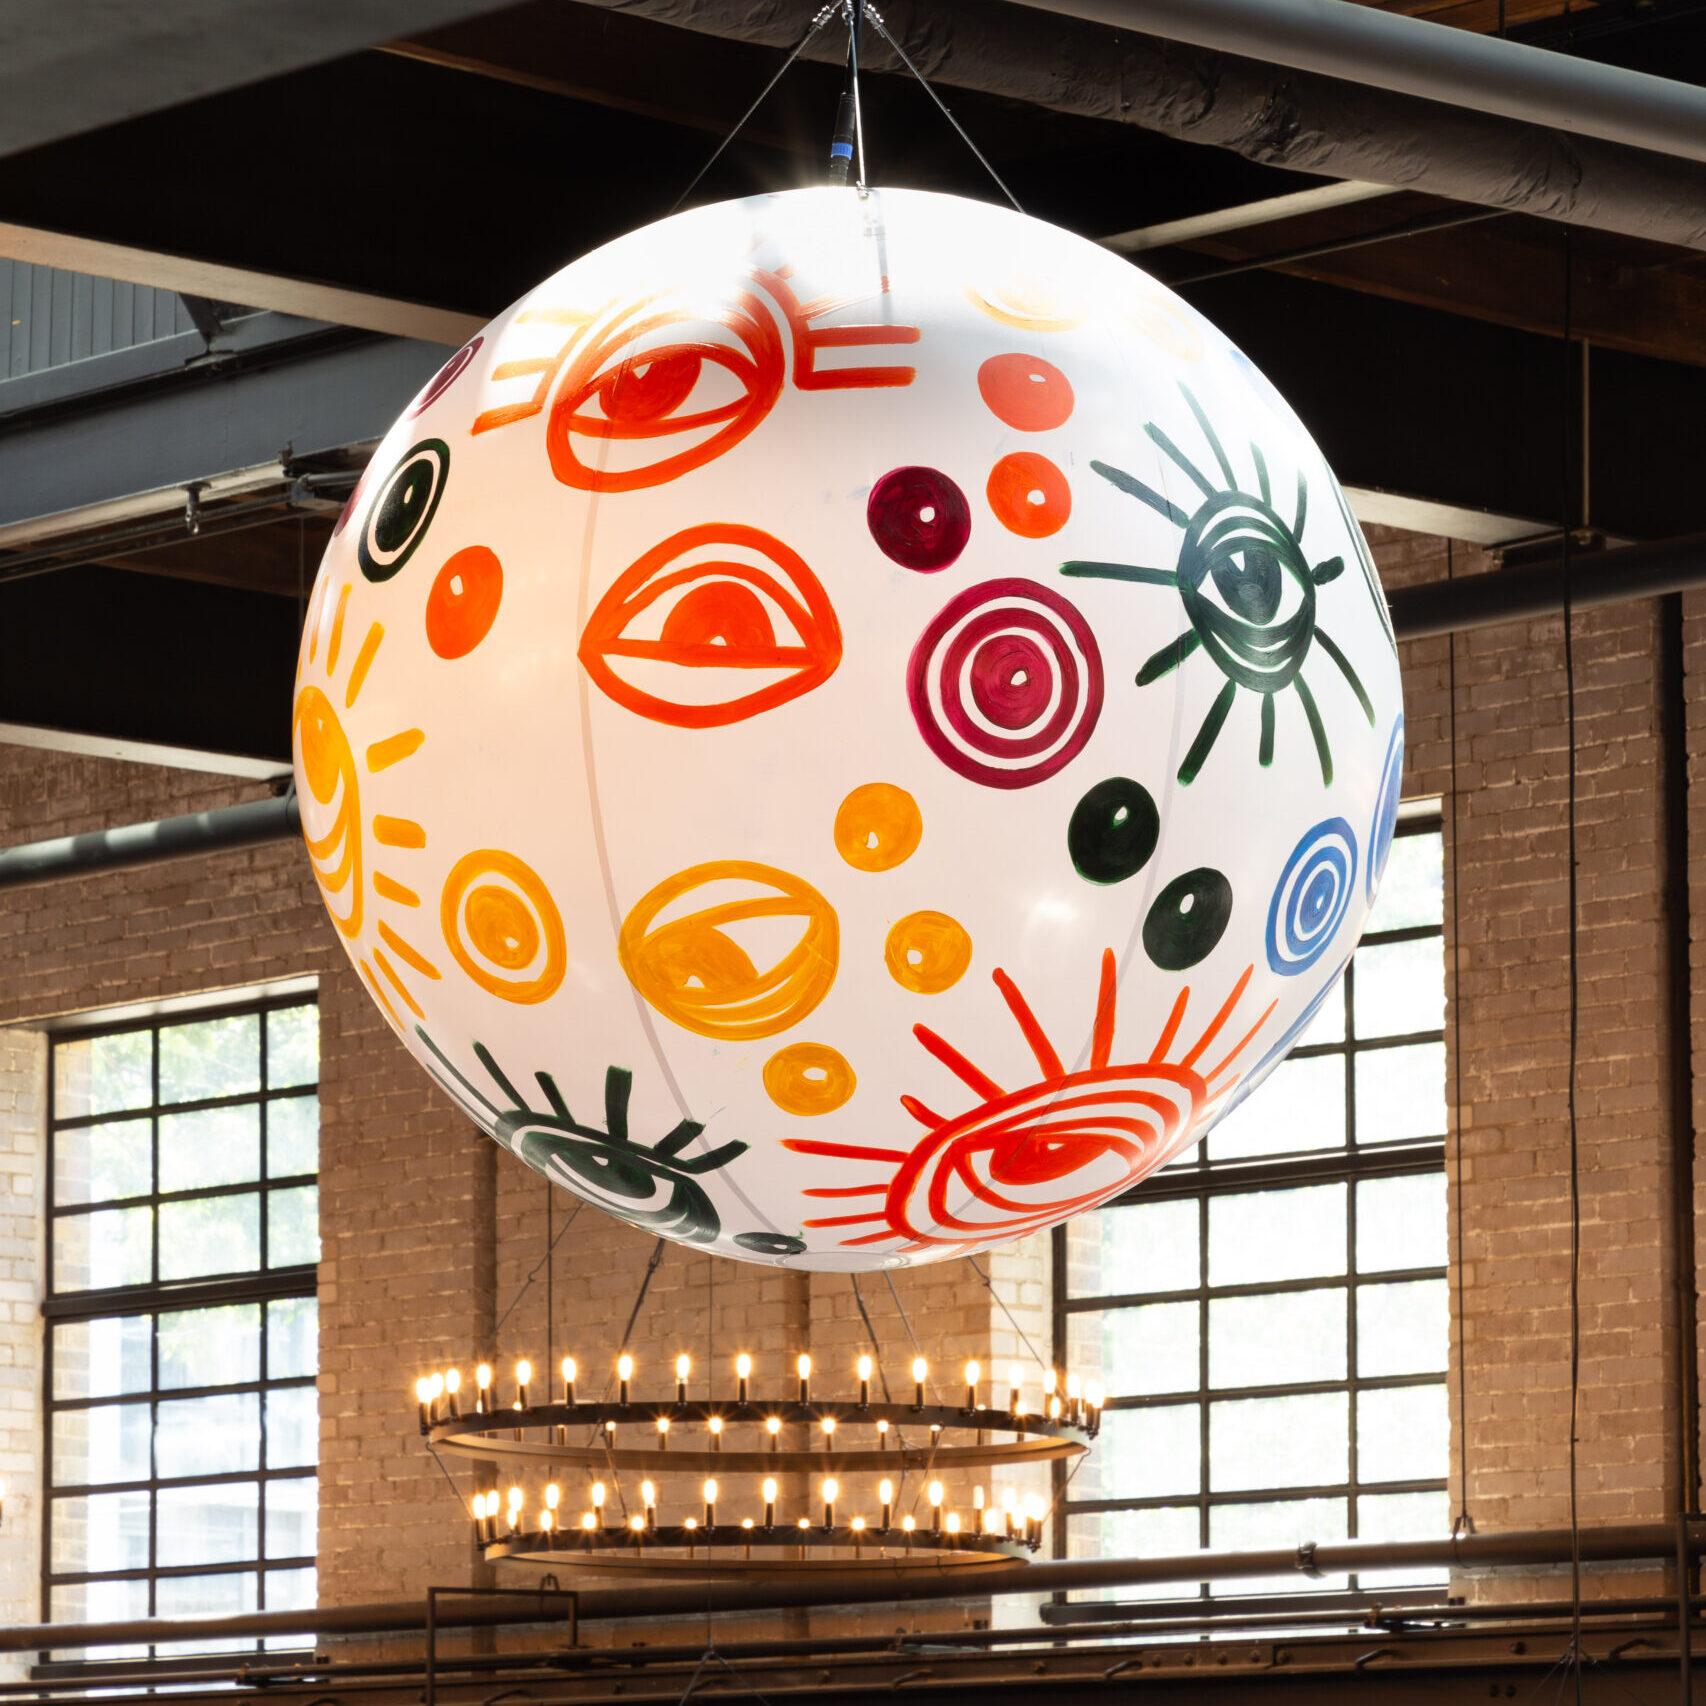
[0,519,1702,1632]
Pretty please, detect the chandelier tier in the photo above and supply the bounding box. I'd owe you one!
[414,1348,1099,1575]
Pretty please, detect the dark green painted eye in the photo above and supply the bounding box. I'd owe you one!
[1069,776,1159,885]
[1143,867,1233,970]
[359,438,449,583]
[734,1231,807,1257]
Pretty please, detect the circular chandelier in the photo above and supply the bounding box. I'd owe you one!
[414,1349,1101,1575]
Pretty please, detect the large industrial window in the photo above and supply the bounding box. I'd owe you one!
[1059,818,1447,1598]
[44,996,320,1651]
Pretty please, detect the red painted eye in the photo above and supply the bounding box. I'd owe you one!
[579,524,843,728]
[545,295,785,492]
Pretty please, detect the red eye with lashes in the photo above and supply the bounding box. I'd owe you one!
[578,523,843,728]
[545,296,785,492]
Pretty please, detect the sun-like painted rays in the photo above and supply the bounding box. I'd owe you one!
[783,949,1274,1254]
[1062,382,1375,786]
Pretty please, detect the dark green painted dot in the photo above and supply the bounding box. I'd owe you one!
[1069,776,1159,885]
[1143,867,1233,971]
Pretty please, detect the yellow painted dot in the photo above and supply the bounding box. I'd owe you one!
[763,1042,856,1116]
[885,911,973,995]
[834,782,922,872]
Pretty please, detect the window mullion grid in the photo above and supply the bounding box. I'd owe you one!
[148,1021,160,1639]
[42,1000,318,1657]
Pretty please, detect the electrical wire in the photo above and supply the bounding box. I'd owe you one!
[1561,222,1586,1706]
[861,6,1024,213]
[666,5,838,216]
[1447,541,1474,1540]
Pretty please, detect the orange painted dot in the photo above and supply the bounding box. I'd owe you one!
[885,911,973,995]
[834,783,922,873]
[764,1042,856,1116]
[978,354,1074,432]
[987,452,1071,538]
[425,545,503,659]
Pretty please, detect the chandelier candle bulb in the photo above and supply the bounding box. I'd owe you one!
[545,1482,560,1511]
[822,1477,839,1527]
[676,1353,691,1403]
[640,1479,656,1527]
[475,1363,492,1414]
[762,1476,778,1529]
[973,1485,986,1512]
[797,1352,812,1403]
[703,1478,718,1528]
[946,1511,961,1537]
[561,1356,576,1404]
[876,1418,890,1448]
[879,1478,894,1531]
[656,1416,670,1448]
[445,1367,462,1418]
[965,1360,981,1411]
[515,1359,532,1408]
[820,1414,837,1444]
[736,1353,752,1404]
[912,1356,928,1409]
[1008,1364,1022,1418]
[1049,1395,1063,1421]
[540,1508,555,1547]
[902,1513,916,1551]
[616,1353,633,1405]
[708,1414,724,1450]
[415,1376,432,1432]
[1066,1371,1082,1424]
[857,1354,873,1408]
[928,1479,944,1533]
[428,1372,445,1424]
[591,1480,606,1523]
[581,1511,596,1535]
[766,1415,782,1451]
[629,1514,646,1536]
[1043,1368,1057,1399]
[851,1515,866,1549]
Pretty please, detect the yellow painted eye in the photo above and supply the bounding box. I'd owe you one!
[619,860,838,1041]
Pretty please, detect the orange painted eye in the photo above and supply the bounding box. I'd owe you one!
[545,293,785,491]
[579,524,842,728]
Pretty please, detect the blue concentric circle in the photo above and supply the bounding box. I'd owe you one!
[1266,817,1358,977]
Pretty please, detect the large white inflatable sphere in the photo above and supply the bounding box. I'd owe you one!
[293,187,1403,1270]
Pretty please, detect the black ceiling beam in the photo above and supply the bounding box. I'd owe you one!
[0,0,522,159]
[0,565,299,767]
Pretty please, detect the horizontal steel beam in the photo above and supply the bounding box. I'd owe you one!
[1014,0,1706,167]
[0,225,483,346]
[0,325,449,530]
[0,1521,1696,1648]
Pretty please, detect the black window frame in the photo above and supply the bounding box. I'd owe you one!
[41,991,320,1658]
[1052,813,1448,1594]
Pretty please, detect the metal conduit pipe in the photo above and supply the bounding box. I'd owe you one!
[1010,0,1706,168]
[0,787,298,889]
[0,1521,1698,1651]
[1384,531,1706,640]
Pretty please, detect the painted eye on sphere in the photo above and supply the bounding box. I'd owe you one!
[545,296,784,491]
[579,524,842,728]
